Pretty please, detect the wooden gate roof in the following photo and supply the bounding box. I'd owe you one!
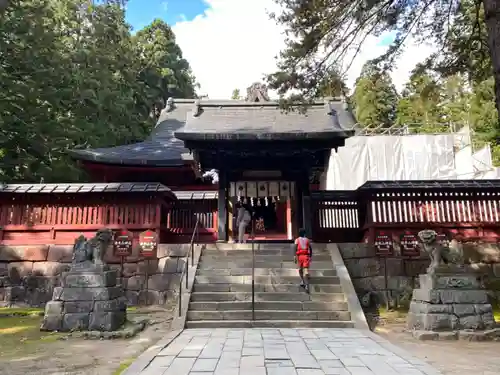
[174,99,355,141]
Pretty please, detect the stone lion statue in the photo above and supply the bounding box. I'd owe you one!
[72,228,113,267]
[418,229,463,274]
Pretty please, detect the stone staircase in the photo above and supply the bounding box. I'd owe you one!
[185,243,354,328]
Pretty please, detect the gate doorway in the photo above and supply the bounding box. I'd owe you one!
[228,181,295,242]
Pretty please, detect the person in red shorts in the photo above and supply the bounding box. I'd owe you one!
[294,228,312,293]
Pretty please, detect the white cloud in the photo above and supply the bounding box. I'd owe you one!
[172,0,436,99]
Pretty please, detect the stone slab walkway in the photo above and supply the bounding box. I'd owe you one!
[136,328,442,375]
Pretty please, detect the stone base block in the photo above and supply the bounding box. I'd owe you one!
[40,314,63,331]
[52,286,123,301]
[411,328,500,341]
[89,311,126,331]
[62,312,90,331]
[419,274,480,290]
[62,270,117,288]
[407,311,458,331]
[412,288,489,304]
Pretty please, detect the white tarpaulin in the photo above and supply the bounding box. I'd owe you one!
[454,145,474,179]
[477,167,500,179]
[472,145,493,174]
[326,134,457,190]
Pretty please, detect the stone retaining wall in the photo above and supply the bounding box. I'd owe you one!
[0,244,190,307]
[338,242,500,306]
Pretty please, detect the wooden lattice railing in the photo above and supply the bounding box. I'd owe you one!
[0,202,161,230]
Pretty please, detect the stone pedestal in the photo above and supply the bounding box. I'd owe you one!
[407,267,495,331]
[41,262,126,332]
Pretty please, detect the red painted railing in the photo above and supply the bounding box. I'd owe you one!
[0,196,164,245]
[311,184,500,243]
[364,190,500,242]
[166,199,217,242]
[312,191,361,242]
[368,191,500,224]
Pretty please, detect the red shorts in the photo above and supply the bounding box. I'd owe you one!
[297,255,310,268]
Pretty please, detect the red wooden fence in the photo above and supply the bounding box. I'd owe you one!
[166,199,218,242]
[0,199,164,245]
[0,183,174,245]
[311,191,361,242]
[364,189,500,242]
[311,181,500,243]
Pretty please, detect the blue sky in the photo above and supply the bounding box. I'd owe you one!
[377,31,397,47]
[125,0,208,32]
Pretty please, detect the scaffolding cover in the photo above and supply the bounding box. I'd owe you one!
[454,145,474,179]
[473,145,493,174]
[326,134,457,190]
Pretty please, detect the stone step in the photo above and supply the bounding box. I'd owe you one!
[186,310,352,321]
[188,301,349,311]
[200,254,332,262]
[190,291,346,302]
[194,275,340,285]
[198,261,335,269]
[195,268,337,277]
[192,283,343,293]
[185,320,355,329]
[202,249,331,257]
[204,243,296,251]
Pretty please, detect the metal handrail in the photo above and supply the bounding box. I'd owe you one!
[251,221,255,321]
[178,217,200,317]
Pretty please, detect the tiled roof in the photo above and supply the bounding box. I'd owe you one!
[173,190,218,200]
[0,182,173,194]
[68,100,195,166]
[175,100,355,141]
[69,98,356,166]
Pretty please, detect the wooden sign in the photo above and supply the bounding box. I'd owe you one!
[139,230,158,258]
[374,232,393,256]
[113,230,133,257]
[400,232,419,257]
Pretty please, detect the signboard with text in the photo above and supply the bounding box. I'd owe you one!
[374,232,393,256]
[139,230,158,258]
[400,232,419,257]
[113,230,133,257]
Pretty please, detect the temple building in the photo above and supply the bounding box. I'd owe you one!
[69,84,356,241]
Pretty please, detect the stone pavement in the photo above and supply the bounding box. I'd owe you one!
[136,328,442,375]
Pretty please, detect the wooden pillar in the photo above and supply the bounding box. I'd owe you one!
[217,171,228,242]
[286,198,292,240]
[228,197,235,242]
[298,173,312,238]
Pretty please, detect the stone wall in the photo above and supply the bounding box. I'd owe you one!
[338,242,500,307]
[0,244,190,307]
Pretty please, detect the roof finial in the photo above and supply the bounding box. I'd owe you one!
[193,99,202,117]
[340,95,349,110]
[246,82,270,102]
[166,97,175,112]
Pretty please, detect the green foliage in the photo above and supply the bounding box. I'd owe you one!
[395,66,449,133]
[352,61,398,128]
[270,0,499,165]
[231,88,241,100]
[0,0,196,183]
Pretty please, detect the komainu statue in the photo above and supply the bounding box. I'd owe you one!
[418,229,463,274]
[71,228,113,267]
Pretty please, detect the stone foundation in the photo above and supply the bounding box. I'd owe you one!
[407,271,495,331]
[0,244,190,307]
[41,266,127,332]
